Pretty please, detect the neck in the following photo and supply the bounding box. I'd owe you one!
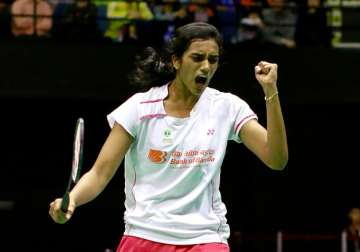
[167,79,199,110]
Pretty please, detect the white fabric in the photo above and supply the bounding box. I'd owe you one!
[107,84,258,245]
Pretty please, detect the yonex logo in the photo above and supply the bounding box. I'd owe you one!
[148,149,167,164]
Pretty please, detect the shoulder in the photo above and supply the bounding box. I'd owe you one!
[205,87,250,107]
[124,84,167,106]
[136,85,167,103]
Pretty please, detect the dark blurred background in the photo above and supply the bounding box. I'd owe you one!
[0,0,360,251]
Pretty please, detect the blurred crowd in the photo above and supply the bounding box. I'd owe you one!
[0,0,358,47]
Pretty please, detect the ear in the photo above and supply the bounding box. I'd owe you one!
[172,55,180,70]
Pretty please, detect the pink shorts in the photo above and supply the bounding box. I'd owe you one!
[116,235,230,252]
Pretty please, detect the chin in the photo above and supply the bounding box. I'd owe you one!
[193,86,206,96]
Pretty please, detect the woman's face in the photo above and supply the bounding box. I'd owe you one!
[173,39,219,96]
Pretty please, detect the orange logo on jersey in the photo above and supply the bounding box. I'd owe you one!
[148,149,167,164]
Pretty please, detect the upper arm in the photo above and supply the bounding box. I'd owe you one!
[239,119,268,163]
[92,122,133,184]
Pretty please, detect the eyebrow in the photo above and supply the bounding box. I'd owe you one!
[191,52,219,57]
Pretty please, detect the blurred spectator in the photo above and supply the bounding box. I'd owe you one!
[188,2,214,23]
[156,1,192,44]
[212,0,238,44]
[163,23,174,42]
[127,0,153,21]
[104,1,129,43]
[295,0,332,47]
[262,0,297,48]
[0,0,12,40]
[128,0,154,43]
[239,0,257,6]
[59,0,101,42]
[104,0,153,44]
[52,1,72,38]
[11,0,53,37]
[233,5,265,46]
[48,0,73,8]
[347,207,360,252]
[152,1,176,45]
[173,1,192,29]
[236,0,263,18]
[153,1,176,21]
[151,1,192,45]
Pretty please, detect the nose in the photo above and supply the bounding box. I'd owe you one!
[200,59,210,73]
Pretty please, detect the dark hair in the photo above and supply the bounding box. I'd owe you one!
[128,22,223,90]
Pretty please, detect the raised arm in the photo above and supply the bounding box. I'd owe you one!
[49,123,133,224]
[239,61,288,170]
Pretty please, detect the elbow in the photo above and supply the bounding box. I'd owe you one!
[270,159,288,171]
[267,153,288,171]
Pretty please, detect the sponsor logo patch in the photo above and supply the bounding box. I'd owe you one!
[148,149,167,164]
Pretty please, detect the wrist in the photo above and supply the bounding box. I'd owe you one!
[264,91,279,102]
[69,191,78,208]
[263,84,277,95]
[263,84,278,97]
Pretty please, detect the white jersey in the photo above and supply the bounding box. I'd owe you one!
[107,84,257,245]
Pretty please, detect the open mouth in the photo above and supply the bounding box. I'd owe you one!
[195,75,208,85]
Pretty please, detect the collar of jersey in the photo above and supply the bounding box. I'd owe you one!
[160,83,209,120]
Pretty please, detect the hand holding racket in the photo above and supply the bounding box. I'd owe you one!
[49,118,84,224]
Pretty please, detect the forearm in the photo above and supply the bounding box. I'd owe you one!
[68,123,132,208]
[69,168,109,207]
[264,88,288,170]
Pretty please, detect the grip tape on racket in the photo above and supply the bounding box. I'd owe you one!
[61,192,69,213]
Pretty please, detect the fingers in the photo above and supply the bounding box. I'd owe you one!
[255,61,278,87]
[49,198,74,224]
[255,65,262,74]
[255,61,277,75]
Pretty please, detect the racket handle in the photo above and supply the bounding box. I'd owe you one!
[61,192,69,213]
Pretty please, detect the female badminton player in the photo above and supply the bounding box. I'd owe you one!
[49,22,288,252]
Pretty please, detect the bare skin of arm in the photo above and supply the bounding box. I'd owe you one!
[49,123,133,224]
[239,61,288,170]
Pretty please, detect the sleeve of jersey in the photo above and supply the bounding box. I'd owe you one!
[106,93,140,138]
[228,94,258,143]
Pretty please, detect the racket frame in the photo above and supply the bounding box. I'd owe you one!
[61,118,84,213]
